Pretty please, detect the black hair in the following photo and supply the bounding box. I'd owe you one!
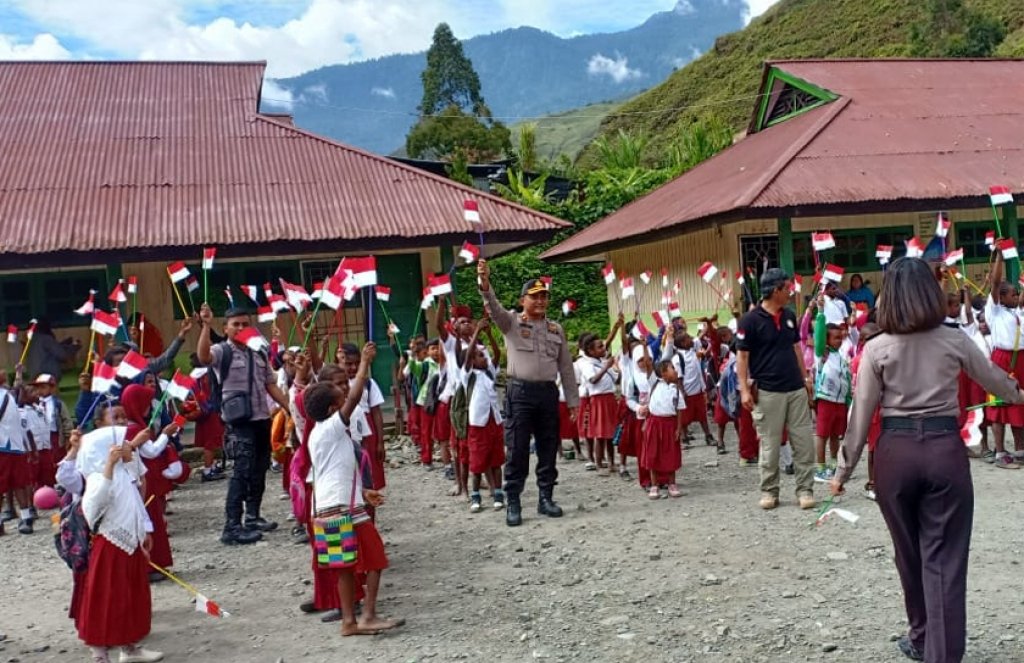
[655,359,674,378]
[304,382,341,423]
[223,306,251,319]
[875,257,946,334]
[577,332,595,348]
[341,342,359,358]
[103,345,130,365]
[759,268,791,299]
[426,337,440,348]
[318,364,346,383]
[582,335,602,354]
[825,323,842,333]
[971,295,985,312]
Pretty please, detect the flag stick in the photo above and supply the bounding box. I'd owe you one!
[991,202,1004,239]
[367,286,374,344]
[17,333,32,366]
[83,329,96,372]
[185,287,196,317]
[167,273,189,319]
[148,561,203,597]
[300,297,325,350]
[140,319,146,355]
[77,391,109,430]
[148,389,172,428]
[117,303,131,344]
[411,307,424,339]
[286,310,300,348]
[131,288,137,326]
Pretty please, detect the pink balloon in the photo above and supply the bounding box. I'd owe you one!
[33,486,59,511]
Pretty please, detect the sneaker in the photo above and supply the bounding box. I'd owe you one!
[896,635,924,661]
[814,467,830,483]
[864,488,877,501]
[470,493,482,513]
[0,508,13,522]
[667,484,685,498]
[201,470,226,482]
[717,444,728,455]
[704,434,715,446]
[739,457,757,468]
[118,645,164,663]
[759,494,779,510]
[798,495,817,510]
[995,454,1020,469]
[584,462,597,471]
[981,449,996,464]
[618,468,631,480]
[647,486,661,500]
[270,462,282,474]
[493,490,505,510]
[17,519,32,534]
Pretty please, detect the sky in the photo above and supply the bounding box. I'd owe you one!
[0,0,780,79]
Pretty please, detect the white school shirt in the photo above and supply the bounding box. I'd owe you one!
[0,388,24,454]
[43,394,59,433]
[349,404,371,443]
[984,295,1022,350]
[648,380,686,417]
[308,411,365,512]
[671,348,705,396]
[624,367,656,415]
[823,296,849,325]
[574,356,588,399]
[20,404,50,450]
[961,319,991,357]
[579,356,619,396]
[462,366,502,427]
[354,377,385,416]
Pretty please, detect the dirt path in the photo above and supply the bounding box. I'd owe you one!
[2,433,1022,662]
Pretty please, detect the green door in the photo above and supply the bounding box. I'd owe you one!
[366,253,423,404]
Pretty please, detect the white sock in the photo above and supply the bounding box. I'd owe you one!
[20,508,31,520]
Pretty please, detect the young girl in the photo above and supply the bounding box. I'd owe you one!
[713,326,740,452]
[574,333,594,470]
[984,251,1024,469]
[579,332,621,477]
[623,337,656,491]
[460,320,506,512]
[812,303,852,482]
[77,416,162,663]
[670,331,715,446]
[640,359,686,499]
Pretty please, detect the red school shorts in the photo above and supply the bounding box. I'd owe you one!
[682,392,708,426]
[468,416,505,474]
[0,452,30,493]
[815,400,849,439]
[354,520,389,574]
[433,400,452,442]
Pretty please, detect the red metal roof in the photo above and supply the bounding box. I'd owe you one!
[0,61,567,265]
[543,59,1024,261]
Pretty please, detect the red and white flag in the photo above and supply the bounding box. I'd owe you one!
[652,310,670,329]
[6,324,17,343]
[420,287,435,310]
[944,248,964,266]
[338,256,378,288]
[905,237,926,259]
[660,291,672,306]
[116,350,148,380]
[661,267,669,289]
[620,277,635,300]
[339,269,359,301]
[166,370,197,401]
[639,270,653,285]
[822,263,844,283]
[263,282,275,301]
[257,306,276,323]
[167,262,190,284]
[668,302,682,319]
[935,213,951,238]
[190,367,208,380]
[235,328,268,353]
[126,276,138,295]
[876,245,893,261]
[811,232,836,252]
[459,241,480,264]
[697,262,718,283]
[429,273,452,296]
[673,279,682,294]
[540,276,552,290]
[202,247,217,270]
[241,285,259,304]
[108,282,127,304]
[375,285,391,302]
[224,286,234,307]
[268,294,289,314]
[990,185,1014,206]
[631,319,651,341]
[280,279,312,311]
[601,263,616,285]
[961,408,983,450]
[387,321,401,335]
[986,232,996,250]
[310,282,323,301]
[561,300,577,316]
[791,274,803,293]
[74,290,97,316]
[26,320,35,340]
[185,275,199,293]
[735,271,744,286]
[319,276,344,310]
[463,199,481,223]
[91,310,120,336]
[91,362,118,394]
[1001,238,1019,260]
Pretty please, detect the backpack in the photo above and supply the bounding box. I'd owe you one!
[717,357,739,420]
[449,372,477,441]
[54,487,93,574]
[423,371,445,415]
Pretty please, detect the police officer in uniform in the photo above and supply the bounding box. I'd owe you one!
[477,259,579,526]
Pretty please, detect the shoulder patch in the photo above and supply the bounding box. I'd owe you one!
[546,322,560,334]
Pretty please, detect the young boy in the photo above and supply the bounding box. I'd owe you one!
[0,373,31,535]
[812,294,852,482]
[34,374,72,465]
[460,320,506,512]
[21,382,53,490]
[304,343,403,636]
[341,343,386,490]
[411,339,442,469]
[670,331,715,446]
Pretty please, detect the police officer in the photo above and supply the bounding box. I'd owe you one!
[477,259,579,526]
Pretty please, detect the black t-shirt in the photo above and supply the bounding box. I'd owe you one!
[735,305,804,393]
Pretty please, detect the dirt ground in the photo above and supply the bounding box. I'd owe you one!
[2,430,1023,663]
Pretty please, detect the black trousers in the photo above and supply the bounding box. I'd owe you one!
[224,418,272,527]
[875,429,972,663]
[503,379,560,498]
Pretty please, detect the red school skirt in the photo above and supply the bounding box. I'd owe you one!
[558,402,577,440]
[577,396,590,439]
[0,452,30,493]
[616,400,638,457]
[77,536,151,648]
[34,447,55,487]
[642,414,682,474]
[194,413,225,450]
[986,349,1024,426]
[587,393,619,440]
[713,396,735,426]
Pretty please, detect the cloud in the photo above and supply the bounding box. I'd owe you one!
[261,78,294,110]
[743,0,780,25]
[301,83,328,103]
[673,0,695,15]
[0,33,71,59]
[371,86,395,99]
[587,53,642,84]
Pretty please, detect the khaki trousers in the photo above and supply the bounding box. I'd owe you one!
[751,388,815,497]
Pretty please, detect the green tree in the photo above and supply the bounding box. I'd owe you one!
[419,23,487,116]
[909,0,1006,57]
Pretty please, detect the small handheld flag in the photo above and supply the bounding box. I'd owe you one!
[74,290,97,316]
[459,241,480,264]
[235,328,268,352]
[661,267,669,289]
[822,263,844,283]
[630,319,651,341]
[961,408,983,450]
[990,185,1014,206]
[319,276,344,311]
[652,310,670,329]
[791,274,803,293]
[673,279,682,295]
[263,282,274,301]
[241,285,260,304]
[986,232,996,250]
[620,277,635,300]
[811,232,836,252]
[375,286,391,302]
[126,276,138,295]
[1001,238,1020,260]
[943,248,964,267]
[905,237,926,259]
[561,300,577,317]
[202,247,217,270]
[167,262,190,284]
[91,362,118,394]
[540,276,552,290]
[185,275,200,294]
[875,245,893,262]
[166,371,197,401]
[280,279,312,311]
[108,283,127,304]
[257,306,276,323]
[338,256,378,288]
[463,199,481,223]
[269,294,290,314]
[6,325,17,343]
[668,302,682,319]
[420,287,435,310]
[639,270,653,285]
[935,213,950,238]
[311,281,324,301]
[116,350,148,380]
[91,311,120,337]
[697,262,718,283]
[429,274,452,296]
[224,286,234,307]
[601,264,616,285]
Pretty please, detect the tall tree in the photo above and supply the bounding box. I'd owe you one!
[419,23,487,117]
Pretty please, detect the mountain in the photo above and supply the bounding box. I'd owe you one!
[515,100,622,163]
[580,0,1024,165]
[269,0,746,154]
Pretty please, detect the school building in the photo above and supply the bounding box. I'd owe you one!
[542,59,1024,318]
[0,61,568,391]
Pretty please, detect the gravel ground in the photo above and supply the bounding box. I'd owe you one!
[2,431,1023,663]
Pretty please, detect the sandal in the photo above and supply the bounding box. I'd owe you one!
[648,486,661,500]
[584,462,597,471]
[668,484,684,498]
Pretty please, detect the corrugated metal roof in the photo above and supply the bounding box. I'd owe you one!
[543,59,1024,261]
[0,61,567,261]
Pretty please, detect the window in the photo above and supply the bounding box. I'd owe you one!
[0,278,32,326]
[755,68,838,132]
[0,269,107,328]
[739,234,780,280]
[954,221,996,262]
[793,226,915,274]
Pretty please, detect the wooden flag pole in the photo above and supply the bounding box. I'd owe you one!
[300,298,325,350]
[167,271,189,319]
[18,332,32,366]
[83,328,96,372]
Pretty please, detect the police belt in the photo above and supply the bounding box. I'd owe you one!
[880,416,959,432]
[507,378,557,388]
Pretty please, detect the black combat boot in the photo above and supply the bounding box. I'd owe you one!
[221,522,263,545]
[506,493,522,527]
[537,490,563,518]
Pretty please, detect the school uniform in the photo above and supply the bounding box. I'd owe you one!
[579,356,619,439]
[0,388,28,494]
[672,348,709,427]
[139,432,175,570]
[624,360,656,487]
[574,356,590,439]
[713,352,738,426]
[814,349,852,438]
[353,378,386,489]
[983,295,1024,425]
[462,366,505,474]
[556,376,576,441]
[642,379,685,483]
[411,358,440,464]
[42,394,69,464]
[22,403,54,487]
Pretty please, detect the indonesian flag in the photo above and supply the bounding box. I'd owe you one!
[224,286,234,307]
[108,282,127,304]
[26,320,35,340]
[116,350,148,380]
[91,362,118,394]
[241,285,259,304]
[257,306,276,323]
[620,277,635,300]
[280,279,312,311]
[561,300,577,316]
[166,370,197,401]
[811,232,836,252]
[263,282,274,301]
[944,248,964,266]
[269,294,290,314]
[185,275,199,293]
[540,276,552,290]
[822,263,844,283]
[202,247,217,270]
[631,319,651,341]
[338,256,377,288]
[935,213,950,238]
[961,408,983,450]
[601,263,616,285]
[190,367,209,380]
[6,325,17,343]
[673,279,682,294]
[429,273,452,296]
[990,185,1014,206]
[459,241,480,264]
[815,506,861,527]
[792,274,803,293]
[736,271,744,286]
[126,276,138,295]
[339,269,359,301]
[652,310,670,329]
[697,262,718,283]
[167,262,190,284]
[421,287,435,310]
[876,245,893,261]
[986,232,996,250]
[1001,238,1019,260]
[905,237,926,259]
[639,270,653,285]
[661,267,669,289]
[463,199,481,223]
[310,281,323,301]
[375,285,391,302]
[668,302,682,319]
[661,292,672,306]
[235,328,268,353]
[74,290,97,316]
[319,275,344,310]
[91,310,120,336]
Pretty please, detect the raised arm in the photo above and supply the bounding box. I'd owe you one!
[197,304,214,366]
[341,343,375,421]
[437,297,450,340]
[476,259,515,335]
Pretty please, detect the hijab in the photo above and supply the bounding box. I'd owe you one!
[121,384,155,439]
